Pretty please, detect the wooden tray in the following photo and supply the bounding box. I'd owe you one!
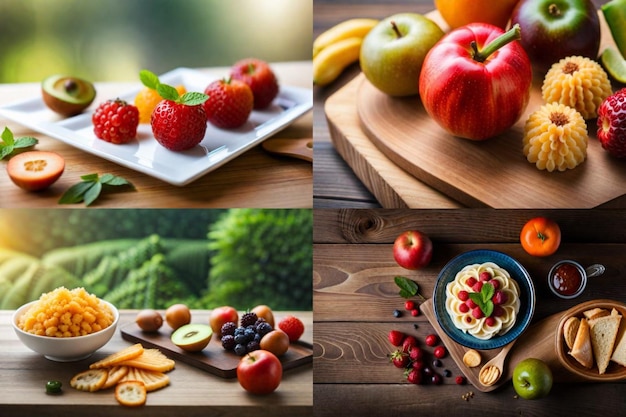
[325,11,626,208]
[421,298,582,392]
[121,322,313,379]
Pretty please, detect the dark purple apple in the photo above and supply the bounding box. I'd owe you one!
[511,0,600,73]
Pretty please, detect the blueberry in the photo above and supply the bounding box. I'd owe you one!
[433,359,442,368]
[444,369,452,378]
[393,309,402,318]
[431,373,443,385]
[234,344,247,356]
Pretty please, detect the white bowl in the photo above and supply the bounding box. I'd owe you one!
[12,299,119,362]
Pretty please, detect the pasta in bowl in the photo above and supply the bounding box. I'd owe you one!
[433,250,535,350]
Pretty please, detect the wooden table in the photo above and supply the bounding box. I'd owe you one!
[313,0,613,208]
[0,310,312,416]
[0,62,312,208]
[313,209,626,416]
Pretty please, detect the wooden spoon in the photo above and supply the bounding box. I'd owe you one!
[262,137,312,162]
[478,339,517,386]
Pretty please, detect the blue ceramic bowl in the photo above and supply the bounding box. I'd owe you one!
[433,250,535,350]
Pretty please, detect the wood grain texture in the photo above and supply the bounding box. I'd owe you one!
[0,310,312,417]
[314,209,626,415]
[0,62,312,208]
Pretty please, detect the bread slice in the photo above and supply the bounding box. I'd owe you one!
[583,307,610,321]
[611,313,626,367]
[563,316,581,350]
[569,317,593,369]
[589,309,622,374]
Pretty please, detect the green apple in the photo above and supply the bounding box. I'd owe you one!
[512,358,553,399]
[359,13,444,96]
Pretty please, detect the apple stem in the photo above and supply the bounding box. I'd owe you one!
[390,21,403,39]
[471,24,521,63]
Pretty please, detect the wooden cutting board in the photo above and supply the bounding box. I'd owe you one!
[326,11,626,208]
[421,299,582,392]
[121,322,313,378]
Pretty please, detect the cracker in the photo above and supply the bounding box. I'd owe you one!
[90,343,144,369]
[478,365,501,386]
[462,349,482,368]
[115,380,147,407]
[70,369,108,392]
[102,365,130,390]
[122,367,170,392]
[117,348,175,372]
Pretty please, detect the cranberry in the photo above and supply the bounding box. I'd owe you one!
[459,303,470,313]
[491,279,500,290]
[473,281,483,293]
[466,277,477,287]
[411,308,419,317]
[479,271,492,281]
[458,290,469,301]
[492,290,508,305]
[425,334,438,347]
[433,346,447,359]
[455,375,467,385]
[493,305,505,317]
[472,306,484,319]
[405,300,415,311]
[485,317,496,326]
[466,299,477,309]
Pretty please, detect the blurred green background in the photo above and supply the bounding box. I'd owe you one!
[0,0,312,83]
[0,209,313,311]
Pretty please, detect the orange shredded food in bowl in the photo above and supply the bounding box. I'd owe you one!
[17,287,114,337]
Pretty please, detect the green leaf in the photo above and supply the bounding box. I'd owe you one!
[482,301,494,318]
[468,292,483,306]
[481,282,495,303]
[469,281,495,317]
[1,126,14,146]
[13,136,38,149]
[83,181,103,206]
[0,146,13,159]
[139,69,160,90]
[58,181,97,204]
[180,91,209,106]
[101,173,134,187]
[80,173,100,182]
[394,276,418,299]
[156,83,180,101]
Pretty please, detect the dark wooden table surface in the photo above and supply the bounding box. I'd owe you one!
[313,209,626,416]
[313,0,611,208]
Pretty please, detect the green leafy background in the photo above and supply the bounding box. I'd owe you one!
[0,209,312,311]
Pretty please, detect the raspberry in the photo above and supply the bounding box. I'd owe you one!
[220,321,237,336]
[230,58,279,109]
[479,271,492,281]
[457,290,469,301]
[92,99,139,144]
[203,78,253,129]
[221,334,235,351]
[597,88,626,158]
[278,315,305,342]
[240,312,258,328]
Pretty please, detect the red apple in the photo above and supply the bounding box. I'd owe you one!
[393,230,433,270]
[236,350,282,395]
[419,23,532,140]
[209,306,239,336]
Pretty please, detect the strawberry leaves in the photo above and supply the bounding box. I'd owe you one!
[139,69,208,106]
[468,282,495,317]
[0,127,38,159]
[59,173,135,206]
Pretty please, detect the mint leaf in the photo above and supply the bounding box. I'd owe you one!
[180,91,209,106]
[156,83,180,101]
[59,173,134,206]
[468,292,483,306]
[481,282,495,303]
[0,127,38,159]
[469,281,495,317]
[139,69,160,90]
[394,276,425,300]
[482,301,494,318]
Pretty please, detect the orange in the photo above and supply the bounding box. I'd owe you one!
[134,84,186,123]
[434,0,519,30]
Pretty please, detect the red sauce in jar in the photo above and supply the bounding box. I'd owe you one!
[551,263,583,296]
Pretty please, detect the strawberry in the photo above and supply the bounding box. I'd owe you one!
[277,315,305,342]
[150,84,209,151]
[405,368,422,384]
[388,330,405,347]
[597,88,626,158]
[389,350,409,368]
[203,78,254,129]
[402,335,418,353]
[230,58,279,109]
[409,346,424,361]
[92,99,139,144]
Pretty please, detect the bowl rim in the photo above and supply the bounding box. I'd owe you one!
[12,298,119,340]
[555,299,626,382]
[433,249,536,350]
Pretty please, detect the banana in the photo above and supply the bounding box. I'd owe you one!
[313,37,363,87]
[313,18,378,58]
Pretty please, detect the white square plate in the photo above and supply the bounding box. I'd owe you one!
[0,67,312,186]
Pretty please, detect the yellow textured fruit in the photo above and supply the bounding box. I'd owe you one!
[135,84,186,123]
[541,56,612,120]
[522,103,588,172]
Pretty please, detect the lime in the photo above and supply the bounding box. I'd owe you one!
[601,47,626,84]
[602,0,626,59]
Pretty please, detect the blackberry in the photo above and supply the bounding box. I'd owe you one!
[234,344,247,356]
[246,340,260,352]
[221,321,237,336]
[240,312,258,327]
[221,334,236,351]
